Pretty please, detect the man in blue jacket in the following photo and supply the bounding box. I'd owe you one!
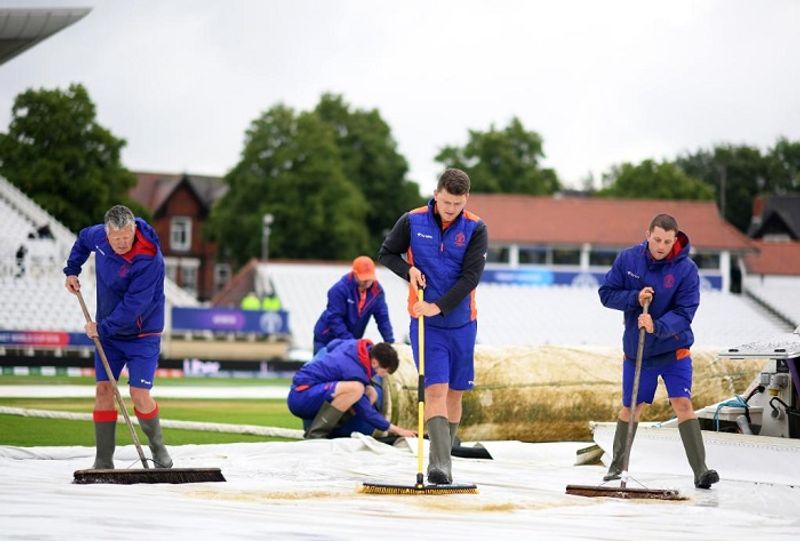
[378,168,488,485]
[64,205,172,470]
[288,338,416,439]
[599,213,718,489]
[312,256,394,354]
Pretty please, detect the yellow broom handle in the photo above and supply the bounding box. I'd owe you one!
[416,288,425,486]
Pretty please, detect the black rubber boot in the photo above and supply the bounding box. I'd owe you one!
[603,419,638,481]
[449,421,460,449]
[92,418,116,469]
[679,418,719,489]
[427,416,452,485]
[138,413,173,469]
[305,401,345,439]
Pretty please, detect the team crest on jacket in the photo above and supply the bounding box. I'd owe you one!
[118,265,129,278]
[454,232,466,247]
[664,273,675,288]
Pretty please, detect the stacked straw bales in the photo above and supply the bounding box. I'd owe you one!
[385,344,764,442]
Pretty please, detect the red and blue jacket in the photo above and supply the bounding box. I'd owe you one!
[64,218,165,340]
[598,231,699,363]
[313,272,394,347]
[291,338,390,431]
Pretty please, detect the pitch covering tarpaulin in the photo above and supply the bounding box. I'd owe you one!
[1,436,799,540]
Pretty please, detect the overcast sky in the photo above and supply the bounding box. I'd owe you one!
[2,0,799,196]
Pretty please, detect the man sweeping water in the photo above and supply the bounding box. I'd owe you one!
[64,205,172,470]
[379,168,488,485]
[598,213,719,489]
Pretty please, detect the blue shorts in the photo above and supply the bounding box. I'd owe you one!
[622,356,693,407]
[297,384,384,437]
[287,382,337,419]
[409,319,476,391]
[95,335,161,389]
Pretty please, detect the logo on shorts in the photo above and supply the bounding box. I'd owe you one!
[454,232,466,247]
[140,379,152,385]
[664,274,675,288]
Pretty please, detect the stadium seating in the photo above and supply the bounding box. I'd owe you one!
[0,175,197,336]
[742,275,800,327]
[1,174,792,356]
[265,262,792,353]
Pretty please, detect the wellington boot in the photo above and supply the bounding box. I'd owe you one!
[603,419,638,481]
[138,413,173,469]
[305,401,345,439]
[427,416,452,485]
[449,421,460,449]
[679,418,719,489]
[92,419,116,469]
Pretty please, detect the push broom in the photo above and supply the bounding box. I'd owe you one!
[360,289,478,495]
[72,290,225,484]
[565,300,685,500]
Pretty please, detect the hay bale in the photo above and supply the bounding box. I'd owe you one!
[385,344,765,442]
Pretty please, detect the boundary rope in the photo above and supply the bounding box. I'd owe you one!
[0,406,304,439]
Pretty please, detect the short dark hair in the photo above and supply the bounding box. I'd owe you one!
[437,168,470,195]
[371,342,399,373]
[649,213,679,234]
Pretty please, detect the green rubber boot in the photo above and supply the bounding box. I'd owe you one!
[305,401,345,439]
[603,419,638,481]
[449,421,460,449]
[679,418,719,489]
[138,412,173,469]
[427,416,452,485]
[92,416,116,469]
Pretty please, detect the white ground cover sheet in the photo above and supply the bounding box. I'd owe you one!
[1,436,798,540]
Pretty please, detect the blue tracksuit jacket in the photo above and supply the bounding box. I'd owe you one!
[598,231,699,363]
[64,218,165,339]
[313,273,394,346]
[292,338,390,431]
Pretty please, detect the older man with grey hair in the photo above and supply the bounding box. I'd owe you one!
[64,205,172,469]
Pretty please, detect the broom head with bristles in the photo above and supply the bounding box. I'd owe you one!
[565,484,686,500]
[73,467,226,485]
[359,482,478,495]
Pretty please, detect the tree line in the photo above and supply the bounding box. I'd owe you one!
[1,83,798,268]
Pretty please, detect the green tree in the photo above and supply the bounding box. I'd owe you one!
[208,104,370,267]
[314,94,421,250]
[435,117,560,194]
[675,145,773,232]
[766,137,800,192]
[598,159,714,200]
[0,84,143,231]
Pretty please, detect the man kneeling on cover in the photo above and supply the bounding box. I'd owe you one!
[288,339,416,439]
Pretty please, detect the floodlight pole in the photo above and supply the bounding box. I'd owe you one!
[262,213,274,265]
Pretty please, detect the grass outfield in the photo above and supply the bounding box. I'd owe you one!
[0,375,291,386]
[0,396,302,447]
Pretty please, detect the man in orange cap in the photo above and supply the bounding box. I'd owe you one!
[312,255,394,354]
